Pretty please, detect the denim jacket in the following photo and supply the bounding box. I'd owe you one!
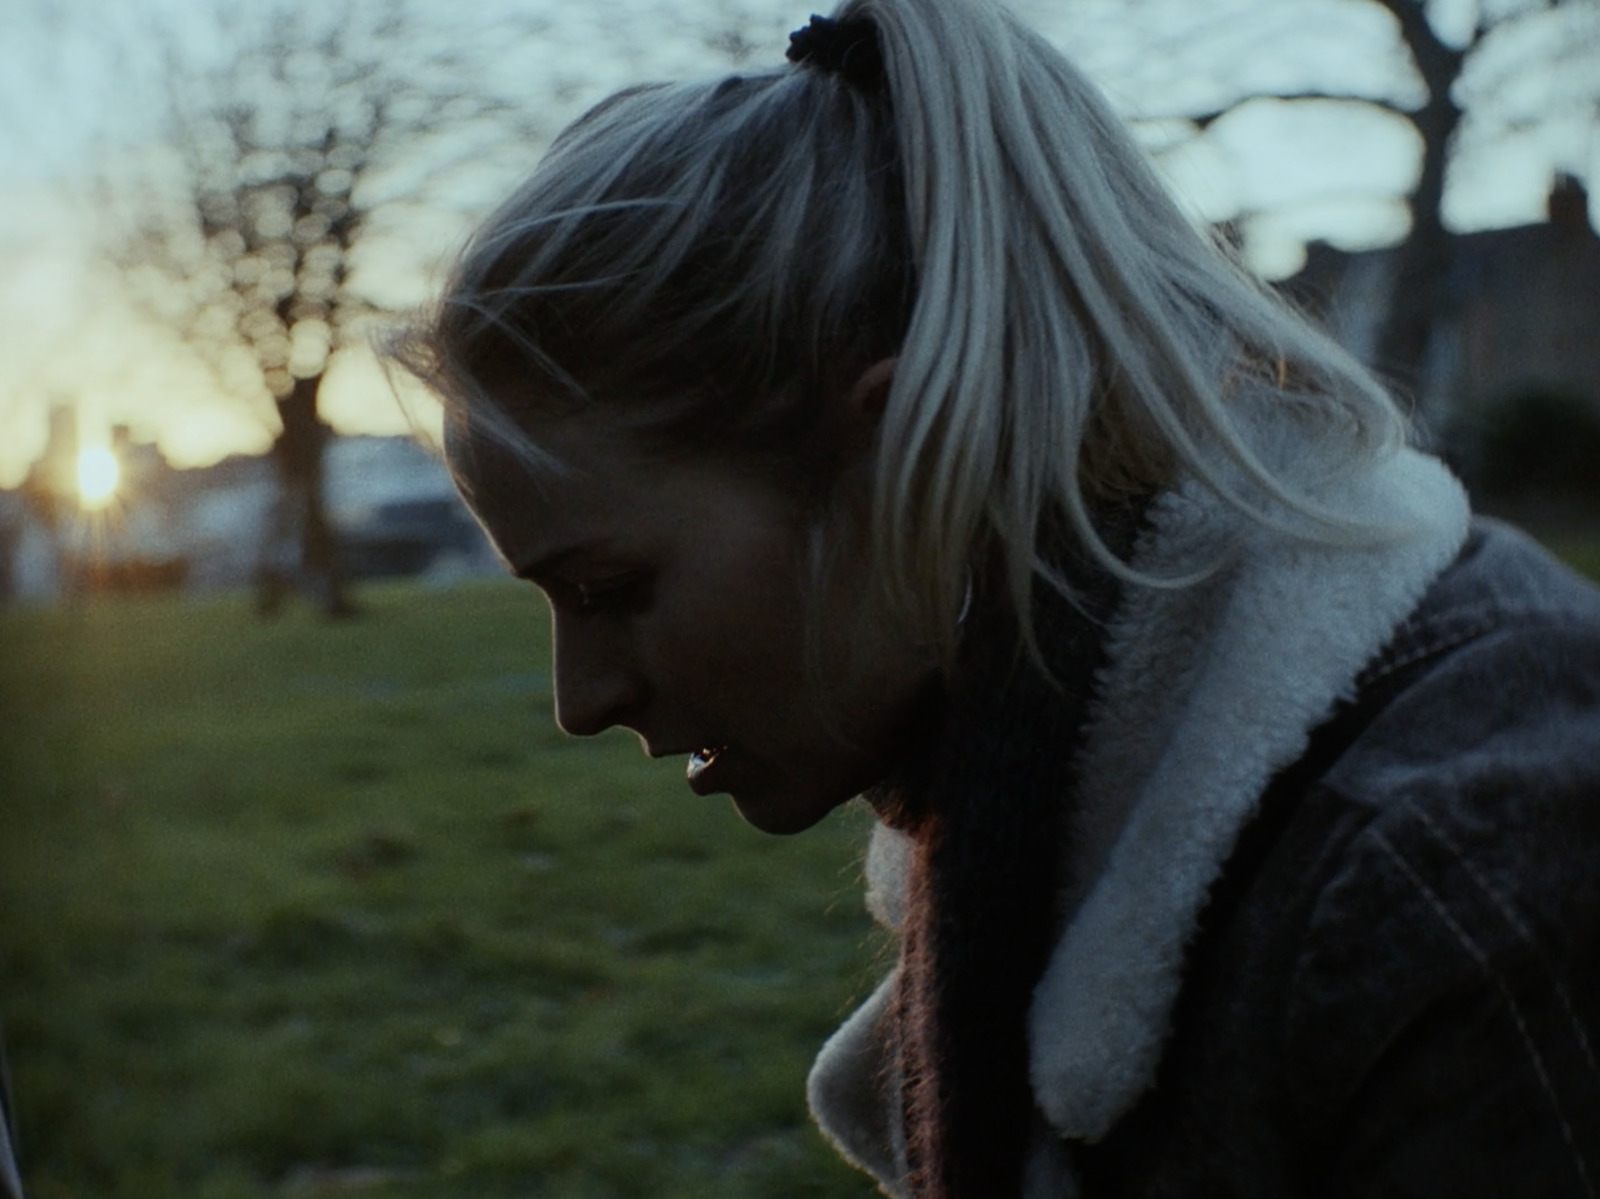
[1075,515,1600,1196]
[809,447,1600,1197]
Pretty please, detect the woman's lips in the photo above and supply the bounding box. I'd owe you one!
[686,747,727,795]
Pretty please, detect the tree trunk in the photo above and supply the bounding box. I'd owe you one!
[255,374,357,619]
[1370,1,1467,439]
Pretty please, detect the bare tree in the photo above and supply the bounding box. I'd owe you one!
[1127,0,1600,402]
[99,0,529,617]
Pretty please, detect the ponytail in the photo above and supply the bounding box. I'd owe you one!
[849,0,1409,665]
[390,0,1411,673]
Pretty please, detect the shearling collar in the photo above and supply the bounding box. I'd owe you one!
[809,444,1471,1175]
[1027,444,1470,1139]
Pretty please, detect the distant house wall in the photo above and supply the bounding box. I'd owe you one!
[1454,216,1600,419]
[1280,175,1600,444]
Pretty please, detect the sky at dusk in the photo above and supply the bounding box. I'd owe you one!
[0,0,1595,488]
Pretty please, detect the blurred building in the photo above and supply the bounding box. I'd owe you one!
[0,414,497,602]
[1284,173,1600,442]
[322,435,498,584]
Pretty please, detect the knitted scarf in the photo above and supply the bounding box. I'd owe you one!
[870,568,1118,1199]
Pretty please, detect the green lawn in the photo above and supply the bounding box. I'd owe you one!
[6,534,1593,1199]
[0,582,888,1199]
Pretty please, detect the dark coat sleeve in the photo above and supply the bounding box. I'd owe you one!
[1076,616,1600,1199]
[1285,620,1600,1198]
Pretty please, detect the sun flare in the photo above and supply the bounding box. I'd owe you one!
[77,445,120,510]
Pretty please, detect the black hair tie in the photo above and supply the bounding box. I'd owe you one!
[786,14,885,92]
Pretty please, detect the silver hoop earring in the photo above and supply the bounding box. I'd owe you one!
[956,572,974,627]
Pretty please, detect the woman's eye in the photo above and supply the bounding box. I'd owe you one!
[568,574,650,615]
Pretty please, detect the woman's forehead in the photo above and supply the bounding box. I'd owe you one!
[446,401,596,492]
[453,421,634,573]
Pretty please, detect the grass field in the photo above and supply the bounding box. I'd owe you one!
[6,535,1596,1199]
[0,582,889,1199]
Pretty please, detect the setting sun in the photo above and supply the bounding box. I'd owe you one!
[77,444,120,509]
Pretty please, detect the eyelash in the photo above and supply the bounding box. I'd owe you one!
[560,573,650,616]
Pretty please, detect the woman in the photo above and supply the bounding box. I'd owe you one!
[390,0,1600,1194]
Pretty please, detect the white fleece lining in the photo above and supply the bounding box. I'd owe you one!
[808,973,911,1197]
[1028,447,1471,1139]
[808,447,1472,1182]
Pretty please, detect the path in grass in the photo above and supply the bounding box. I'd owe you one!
[0,582,887,1199]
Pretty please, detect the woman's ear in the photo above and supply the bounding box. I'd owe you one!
[825,356,898,466]
[847,356,898,421]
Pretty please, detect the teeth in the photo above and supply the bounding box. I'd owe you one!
[686,747,723,780]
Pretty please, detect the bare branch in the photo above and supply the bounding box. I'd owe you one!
[96,0,540,407]
[1186,92,1415,130]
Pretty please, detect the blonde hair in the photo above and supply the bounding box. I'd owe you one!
[390,0,1409,670]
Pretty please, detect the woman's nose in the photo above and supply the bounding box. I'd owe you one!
[550,616,646,737]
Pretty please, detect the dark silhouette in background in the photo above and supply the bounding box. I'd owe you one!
[255,376,353,618]
[1171,0,1599,422]
[1284,174,1600,527]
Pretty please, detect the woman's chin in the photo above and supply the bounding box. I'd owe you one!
[728,785,849,837]
[710,746,897,836]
